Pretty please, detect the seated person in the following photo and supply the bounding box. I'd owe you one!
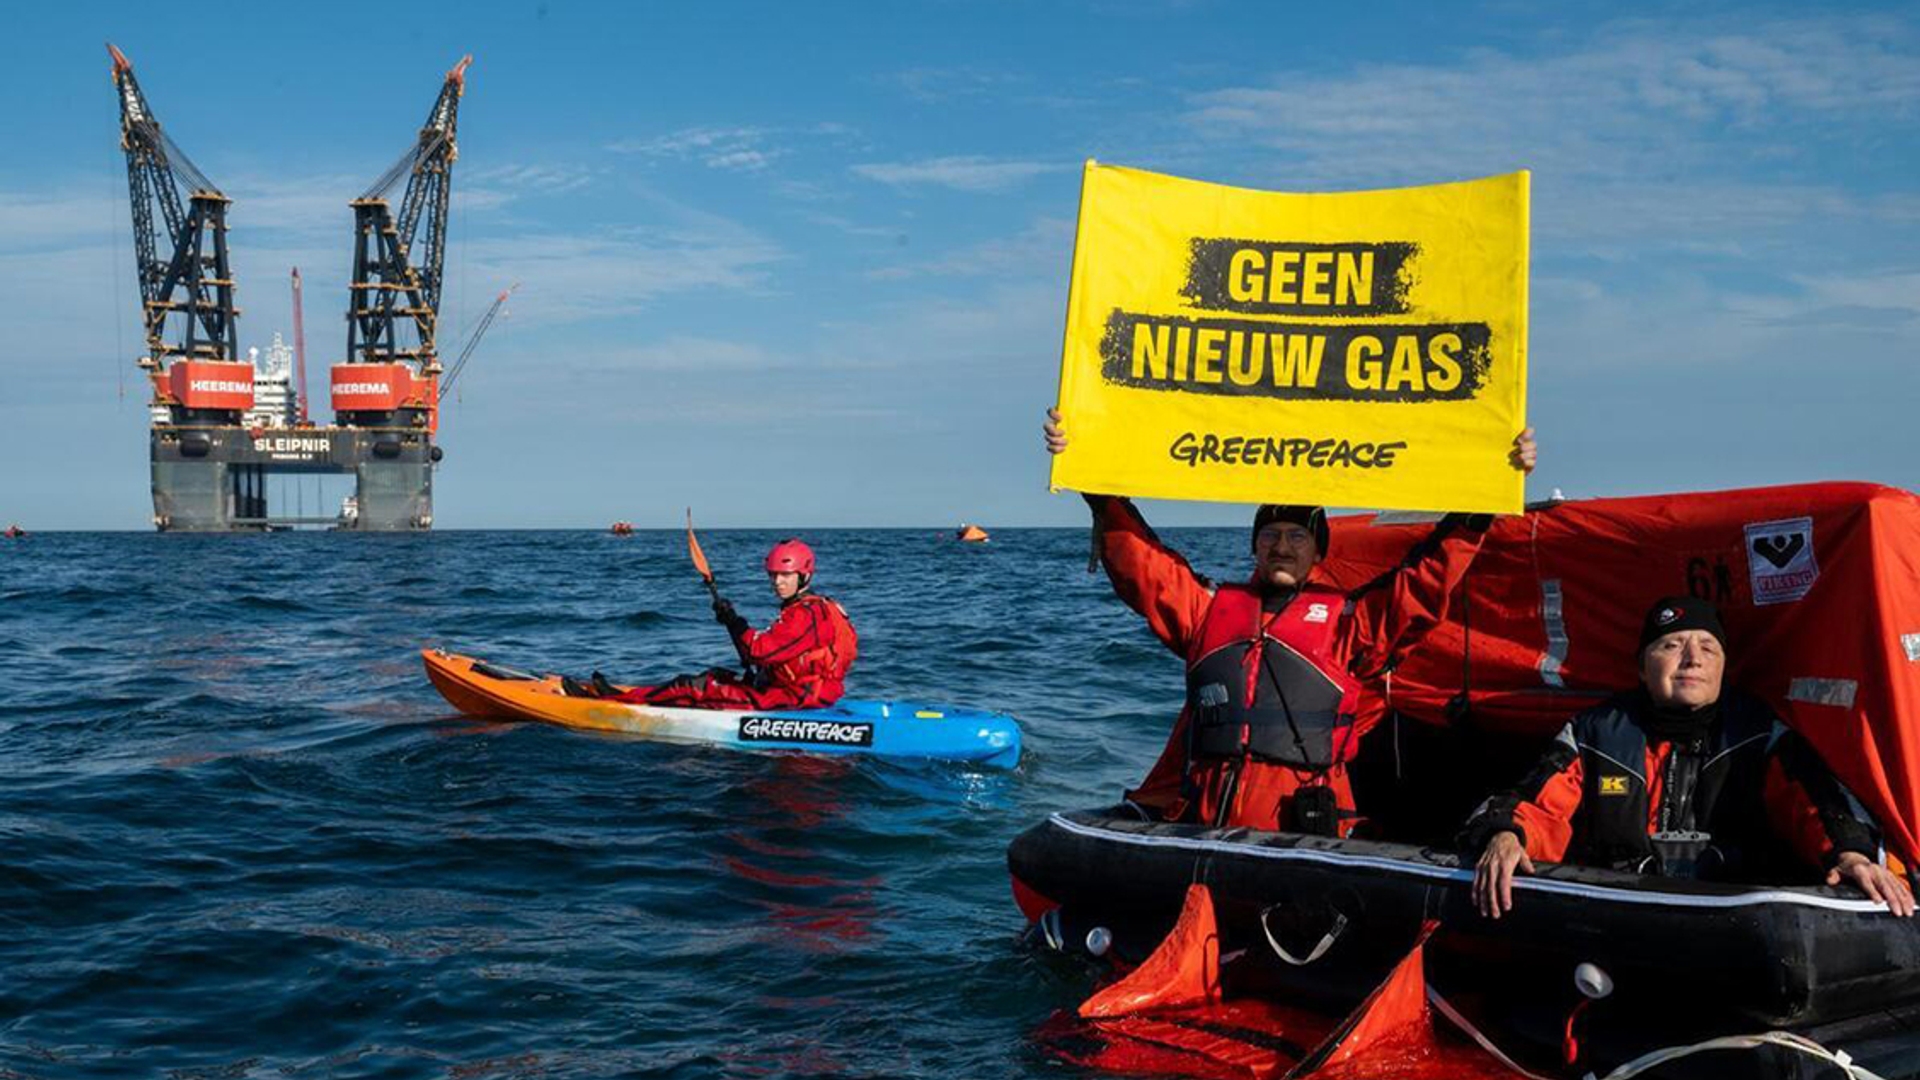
[570,539,858,710]
[1465,595,1915,918]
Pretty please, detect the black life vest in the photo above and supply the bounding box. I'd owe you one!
[1184,583,1362,768]
[1569,691,1778,875]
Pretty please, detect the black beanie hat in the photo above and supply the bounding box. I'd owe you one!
[1252,504,1329,555]
[1638,595,1727,653]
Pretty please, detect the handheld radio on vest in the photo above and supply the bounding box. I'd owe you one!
[1188,683,1230,802]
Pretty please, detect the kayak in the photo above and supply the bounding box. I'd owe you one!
[422,649,1022,767]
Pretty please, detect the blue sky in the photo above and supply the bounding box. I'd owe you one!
[0,1,1914,529]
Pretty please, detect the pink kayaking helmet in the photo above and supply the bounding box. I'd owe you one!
[765,538,816,578]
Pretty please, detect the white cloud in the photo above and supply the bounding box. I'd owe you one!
[610,126,782,171]
[1180,17,1916,188]
[1717,270,1920,330]
[607,124,857,173]
[876,66,1023,103]
[0,191,126,248]
[450,223,785,326]
[1162,15,1920,268]
[534,335,779,374]
[0,164,789,350]
[851,156,1069,193]
[1791,271,1920,316]
[803,212,906,241]
[468,162,598,195]
[865,217,1073,280]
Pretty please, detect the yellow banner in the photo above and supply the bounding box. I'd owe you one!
[1049,164,1528,514]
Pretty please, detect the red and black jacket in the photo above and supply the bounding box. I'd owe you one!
[1088,494,1487,829]
[1464,688,1879,877]
[1185,582,1364,768]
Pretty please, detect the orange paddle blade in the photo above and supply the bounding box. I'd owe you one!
[686,509,714,583]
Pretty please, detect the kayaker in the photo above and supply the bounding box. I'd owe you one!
[1042,408,1537,835]
[567,538,859,710]
[1466,595,1915,918]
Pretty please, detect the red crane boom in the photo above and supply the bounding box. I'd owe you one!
[290,267,309,425]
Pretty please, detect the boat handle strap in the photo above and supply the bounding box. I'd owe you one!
[1258,905,1347,966]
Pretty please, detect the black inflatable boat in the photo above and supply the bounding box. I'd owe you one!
[1011,807,1920,1079]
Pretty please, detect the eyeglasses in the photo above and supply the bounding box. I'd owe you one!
[1255,527,1315,549]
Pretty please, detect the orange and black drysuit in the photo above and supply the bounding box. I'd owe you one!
[618,593,859,711]
[1462,688,1879,878]
[1090,494,1489,833]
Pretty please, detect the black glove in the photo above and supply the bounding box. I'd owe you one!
[713,597,749,637]
[1439,510,1495,533]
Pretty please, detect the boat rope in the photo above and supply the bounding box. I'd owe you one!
[1586,1030,1888,1080]
[1425,984,1556,1080]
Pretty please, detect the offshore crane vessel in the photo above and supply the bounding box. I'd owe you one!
[110,44,481,531]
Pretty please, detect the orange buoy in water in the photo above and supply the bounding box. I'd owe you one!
[610,521,635,536]
[956,524,989,543]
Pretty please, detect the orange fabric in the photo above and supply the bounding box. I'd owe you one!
[1509,755,1585,863]
[1050,998,1326,1080]
[1766,754,1845,867]
[1093,1004,1295,1078]
[1090,496,1215,658]
[1317,482,1920,868]
[1301,921,1441,1075]
[1092,496,1484,827]
[1506,736,1846,868]
[1080,883,1221,1018]
[1160,759,1358,838]
[740,594,859,707]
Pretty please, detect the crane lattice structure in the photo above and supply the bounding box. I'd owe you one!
[108,44,238,393]
[345,57,470,385]
[106,46,479,532]
[441,283,517,398]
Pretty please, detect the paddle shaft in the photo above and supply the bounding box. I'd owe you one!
[687,511,756,675]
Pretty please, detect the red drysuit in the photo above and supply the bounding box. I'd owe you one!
[1093,496,1486,832]
[619,593,858,710]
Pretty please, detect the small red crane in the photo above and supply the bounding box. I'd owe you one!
[290,267,310,425]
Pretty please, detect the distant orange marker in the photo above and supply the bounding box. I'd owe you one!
[956,524,989,543]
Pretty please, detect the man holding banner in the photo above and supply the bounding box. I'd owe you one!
[1046,417,1533,833]
[1044,162,1537,833]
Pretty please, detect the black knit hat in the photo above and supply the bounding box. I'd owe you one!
[1252,504,1329,555]
[1638,595,1727,652]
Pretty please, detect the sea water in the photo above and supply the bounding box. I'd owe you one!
[0,526,1257,1078]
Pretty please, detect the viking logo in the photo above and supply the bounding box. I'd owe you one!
[1752,533,1806,569]
[1744,517,1818,606]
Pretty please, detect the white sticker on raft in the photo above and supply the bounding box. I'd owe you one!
[1789,677,1858,709]
[1904,633,1920,663]
[1744,516,1819,606]
[1539,578,1568,688]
